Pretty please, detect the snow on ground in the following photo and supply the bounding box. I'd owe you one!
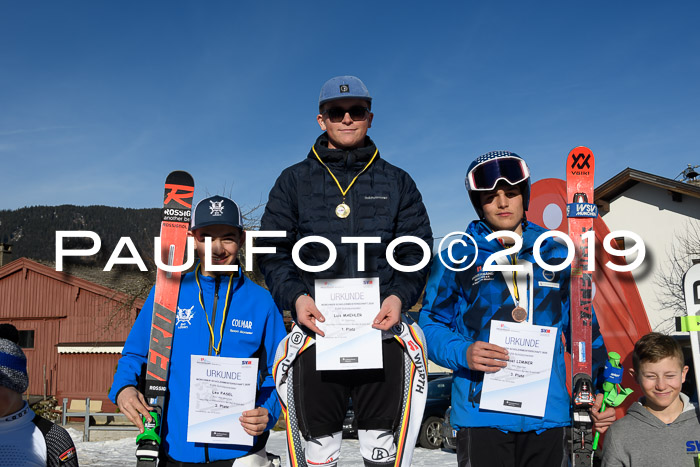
[67,428,458,466]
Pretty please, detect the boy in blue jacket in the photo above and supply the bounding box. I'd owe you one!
[419,151,616,467]
[110,195,287,467]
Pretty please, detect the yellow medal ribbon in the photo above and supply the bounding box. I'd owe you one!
[195,263,234,355]
[511,253,520,304]
[312,146,379,212]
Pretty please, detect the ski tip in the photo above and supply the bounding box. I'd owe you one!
[569,146,593,154]
[566,147,595,180]
[165,170,194,186]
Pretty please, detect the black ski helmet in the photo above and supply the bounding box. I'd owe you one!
[465,151,531,219]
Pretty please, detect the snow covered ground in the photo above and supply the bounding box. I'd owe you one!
[67,428,458,466]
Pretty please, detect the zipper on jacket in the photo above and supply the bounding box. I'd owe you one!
[468,378,476,408]
[345,154,359,278]
[209,275,221,357]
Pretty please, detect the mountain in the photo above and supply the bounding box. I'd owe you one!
[0,204,267,296]
[0,205,161,268]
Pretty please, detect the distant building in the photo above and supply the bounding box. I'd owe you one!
[0,257,145,410]
[596,168,700,332]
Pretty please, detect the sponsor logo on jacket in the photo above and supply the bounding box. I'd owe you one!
[176,306,195,329]
[472,270,495,286]
[538,269,560,289]
[230,318,254,335]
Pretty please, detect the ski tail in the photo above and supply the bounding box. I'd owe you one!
[273,327,312,467]
[391,322,428,467]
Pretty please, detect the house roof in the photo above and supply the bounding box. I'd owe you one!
[595,168,700,203]
[0,257,146,309]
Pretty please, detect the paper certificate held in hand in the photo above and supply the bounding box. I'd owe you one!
[187,356,258,445]
[315,277,383,370]
[480,320,557,417]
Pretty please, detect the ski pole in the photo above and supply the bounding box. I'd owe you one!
[592,351,632,451]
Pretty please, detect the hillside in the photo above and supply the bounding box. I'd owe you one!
[0,205,162,267]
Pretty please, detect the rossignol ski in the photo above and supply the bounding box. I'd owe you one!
[566,147,597,467]
[136,171,194,467]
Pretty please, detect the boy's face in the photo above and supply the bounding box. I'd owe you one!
[191,225,245,277]
[631,356,689,412]
[317,98,373,150]
[478,182,524,235]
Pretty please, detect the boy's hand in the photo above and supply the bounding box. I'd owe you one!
[295,294,325,336]
[590,393,616,434]
[466,341,509,372]
[373,295,402,331]
[116,386,154,433]
[240,407,269,436]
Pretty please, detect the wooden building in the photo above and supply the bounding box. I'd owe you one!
[0,257,145,410]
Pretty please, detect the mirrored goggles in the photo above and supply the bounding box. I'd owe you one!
[467,157,529,191]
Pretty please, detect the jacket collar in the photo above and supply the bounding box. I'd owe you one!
[194,261,244,289]
[308,133,379,170]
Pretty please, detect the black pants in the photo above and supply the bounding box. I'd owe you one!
[293,338,404,438]
[457,427,567,467]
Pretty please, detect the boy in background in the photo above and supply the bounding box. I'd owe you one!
[0,323,78,466]
[602,332,700,466]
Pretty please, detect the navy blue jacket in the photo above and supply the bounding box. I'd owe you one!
[257,133,433,316]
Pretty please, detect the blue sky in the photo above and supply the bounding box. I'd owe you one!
[2,1,699,239]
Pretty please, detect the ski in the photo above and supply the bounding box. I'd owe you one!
[136,171,194,467]
[678,264,700,401]
[566,147,597,467]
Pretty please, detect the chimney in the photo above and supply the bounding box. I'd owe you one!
[0,243,12,267]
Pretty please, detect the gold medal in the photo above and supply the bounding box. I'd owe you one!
[335,203,350,218]
[312,146,378,221]
[512,306,527,323]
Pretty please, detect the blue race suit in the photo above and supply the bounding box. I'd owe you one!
[419,220,606,433]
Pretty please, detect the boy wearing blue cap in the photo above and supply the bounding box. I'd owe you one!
[419,152,616,467]
[258,76,433,467]
[110,196,287,467]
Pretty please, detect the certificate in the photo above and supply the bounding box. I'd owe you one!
[480,320,557,417]
[187,356,258,445]
[315,277,382,370]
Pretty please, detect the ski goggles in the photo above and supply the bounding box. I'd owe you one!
[322,105,370,123]
[467,157,530,191]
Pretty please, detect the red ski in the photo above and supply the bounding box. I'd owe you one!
[566,147,597,467]
[136,171,194,467]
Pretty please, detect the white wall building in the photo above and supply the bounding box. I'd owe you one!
[595,168,700,332]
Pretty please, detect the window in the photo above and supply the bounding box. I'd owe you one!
[18,330,34,349]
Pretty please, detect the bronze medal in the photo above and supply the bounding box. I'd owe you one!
[335,203,350,218]
[512,306,527,323]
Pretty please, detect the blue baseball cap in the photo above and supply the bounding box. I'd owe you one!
[319,75,372,107]
[191,195,243,231]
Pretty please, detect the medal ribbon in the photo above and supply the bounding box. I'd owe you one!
[311,146,379,199]
[195,263,235,355]
[510,254,520,304]
[497,253,534,324]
